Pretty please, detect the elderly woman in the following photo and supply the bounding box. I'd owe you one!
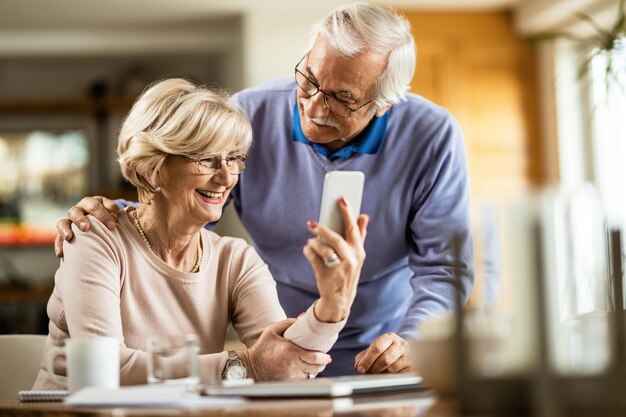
[33,78,368,388]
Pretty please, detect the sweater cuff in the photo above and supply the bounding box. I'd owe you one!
[198,351,229,384]
[282,304,347,353]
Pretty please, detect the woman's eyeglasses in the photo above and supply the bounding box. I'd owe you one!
[181,154,247,175]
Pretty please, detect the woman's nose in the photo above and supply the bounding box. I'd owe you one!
[211,162,235,186]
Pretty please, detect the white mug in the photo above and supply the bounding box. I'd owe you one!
[46,337,120,393]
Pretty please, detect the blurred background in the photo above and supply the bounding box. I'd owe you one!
[0,0,622,340]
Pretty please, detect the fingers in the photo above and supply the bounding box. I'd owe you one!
[300,351,332,367]
[266,318,297,336]
[257,328,329,380]
[54,234,65,258]
[101,198,121,222]
[307,220,350,259]
[355,333,404,374]
[306,223,355,266]
[355,335,393,373]
[383,356,412,374]
[357,214,370,242]
[305,236,339,263]
[337,197,362,245]
[56,196,121,257]
[305,198,368,263]
[298,351,330,379]
[354,350,366,367]
[76,196,119,230]
[367,340,406,374]
[56,218,74,242]
[66,206,90,232]
[300,364,326,378]
[302,244,326,273]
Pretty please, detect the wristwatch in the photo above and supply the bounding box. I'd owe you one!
[222,350,247,380]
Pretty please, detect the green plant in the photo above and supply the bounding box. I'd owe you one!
[534,0,625,89]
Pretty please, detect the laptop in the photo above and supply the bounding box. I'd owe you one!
[202,373,424,398]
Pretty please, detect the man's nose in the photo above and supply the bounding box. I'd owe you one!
[305,92,330,118]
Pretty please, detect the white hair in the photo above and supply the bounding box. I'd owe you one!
[308,2,416,110]
[117,78,252,203]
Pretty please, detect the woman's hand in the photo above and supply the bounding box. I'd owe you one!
[55,196,120,257]
[303,197,369,323]
[239,319,332,381]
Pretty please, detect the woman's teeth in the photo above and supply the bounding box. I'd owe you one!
[197,190,222,199]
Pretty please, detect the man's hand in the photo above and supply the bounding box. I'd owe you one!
[55,196,120,258]
[239,319,331,381]
[354,333,412,374]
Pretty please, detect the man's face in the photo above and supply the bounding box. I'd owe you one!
[296,37,390,152]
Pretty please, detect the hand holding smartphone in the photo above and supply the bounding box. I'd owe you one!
[318,171,365,236]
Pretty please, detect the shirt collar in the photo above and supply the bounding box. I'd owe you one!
[291,102,388,161]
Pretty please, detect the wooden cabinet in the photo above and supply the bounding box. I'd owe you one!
[403,12,544,307]
[404,12,544,196]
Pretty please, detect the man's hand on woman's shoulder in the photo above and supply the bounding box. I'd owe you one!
[55,196,120,257]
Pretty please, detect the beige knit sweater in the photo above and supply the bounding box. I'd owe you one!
[33,208,345,388]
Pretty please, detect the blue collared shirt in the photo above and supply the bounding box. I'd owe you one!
[291,103,389,160]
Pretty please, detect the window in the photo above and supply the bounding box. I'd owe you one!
[0,129,90,245]
[543,38,626,374]
[589,39,626,230]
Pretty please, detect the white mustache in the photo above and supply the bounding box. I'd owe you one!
[299,98,342,129]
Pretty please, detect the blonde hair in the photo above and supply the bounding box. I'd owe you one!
[309,2,416,110]
[117,78,252,203]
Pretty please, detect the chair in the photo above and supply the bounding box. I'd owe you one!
[0,334,47,400]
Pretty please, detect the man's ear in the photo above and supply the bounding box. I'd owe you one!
[375,104,392,118]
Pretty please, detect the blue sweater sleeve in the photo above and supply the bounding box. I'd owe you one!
[398,117,474,339]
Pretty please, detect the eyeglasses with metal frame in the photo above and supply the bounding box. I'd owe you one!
[181,154,247,175]
[294,55,374,118]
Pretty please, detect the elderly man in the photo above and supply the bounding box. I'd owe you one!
[56,2,474,376]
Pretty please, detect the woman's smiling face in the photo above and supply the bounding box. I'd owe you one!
[156,150,241,225]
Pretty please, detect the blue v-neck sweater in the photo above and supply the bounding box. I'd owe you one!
[230,77,473,375]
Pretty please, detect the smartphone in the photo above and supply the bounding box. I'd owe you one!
[318,171,365,235]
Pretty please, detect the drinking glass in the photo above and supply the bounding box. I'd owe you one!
[146,334,200,386]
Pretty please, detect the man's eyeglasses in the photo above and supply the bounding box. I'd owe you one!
[181,154,247,175]
[294,55,374,118]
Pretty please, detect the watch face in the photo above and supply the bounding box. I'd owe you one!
[226,365,247,380]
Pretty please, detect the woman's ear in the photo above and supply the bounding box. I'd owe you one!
[148,170,161,192]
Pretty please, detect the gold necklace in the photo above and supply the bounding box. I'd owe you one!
[132,209,202,273]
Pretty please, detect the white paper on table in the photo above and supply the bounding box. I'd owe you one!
[65,384,246,408]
